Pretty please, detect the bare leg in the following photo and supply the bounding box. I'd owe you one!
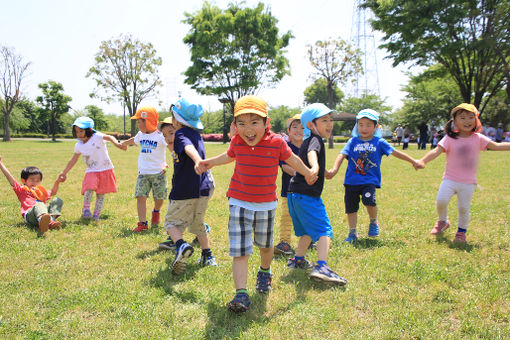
[233,256,249,289]
[137,196,147,222]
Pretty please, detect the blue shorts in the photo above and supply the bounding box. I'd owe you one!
[344,184,377,213]
[287,193,333,242]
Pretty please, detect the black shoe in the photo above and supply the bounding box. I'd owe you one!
[228,292,250,313]
[274,241,293,256]
[255,270,272,294]
[158,236,176,251]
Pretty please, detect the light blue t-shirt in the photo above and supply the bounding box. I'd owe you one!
[341,136,394,188]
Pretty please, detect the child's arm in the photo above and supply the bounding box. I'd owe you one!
[58,153,81,182]
[487,141,510,151]
[195,151,234,174]
[121,137,136,148]
[416,146,445,168]
[281,164,296,176]
[184,144,204,165]
[50,176,63,196]
[325,153,346,179]
[284,152,318,185]
[0,155,16,187]
[391,149,421,170]
[103,134,127,151]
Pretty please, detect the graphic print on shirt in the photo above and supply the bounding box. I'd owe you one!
[351,142,377,176]
[139,139,158,154]
[457,144,475,171]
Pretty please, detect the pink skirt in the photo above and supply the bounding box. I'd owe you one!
[81,169,117,195]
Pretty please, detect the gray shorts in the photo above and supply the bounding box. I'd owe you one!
[228,205,275,257]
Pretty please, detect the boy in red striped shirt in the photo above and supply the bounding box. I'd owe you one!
[196,95,316,313]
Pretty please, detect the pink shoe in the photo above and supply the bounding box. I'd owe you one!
[453,232,466,243]
[430,220,450,235]
[133,222,148,232]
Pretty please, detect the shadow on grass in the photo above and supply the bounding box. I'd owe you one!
[149,256,202,295]
[114,225,161,238]
[434,235,477,252]
[203,291,269,339]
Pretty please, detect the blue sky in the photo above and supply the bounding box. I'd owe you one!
[1,0,409,115]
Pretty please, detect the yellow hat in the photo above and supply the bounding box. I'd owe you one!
[286,114,302,129]
[451,103,482,133]
[131,106,159,131]
[160,117,173,125]
[234,95,267,118]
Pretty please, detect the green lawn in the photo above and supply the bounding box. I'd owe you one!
[0,140,508,339]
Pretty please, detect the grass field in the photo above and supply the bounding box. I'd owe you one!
[0,140,509,339]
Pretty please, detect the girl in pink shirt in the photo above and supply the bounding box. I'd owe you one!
[417,103,510,243]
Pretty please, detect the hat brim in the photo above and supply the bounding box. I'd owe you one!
[234,109,267,118]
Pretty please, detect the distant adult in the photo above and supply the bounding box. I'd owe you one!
[417,121,428,150]
[394,124,403,146]
[495,123,504,143]
[485,123,496,141]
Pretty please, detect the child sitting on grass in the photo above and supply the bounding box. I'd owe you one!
[0,154,64,233]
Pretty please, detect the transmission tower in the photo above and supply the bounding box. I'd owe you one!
[350,1,380,97]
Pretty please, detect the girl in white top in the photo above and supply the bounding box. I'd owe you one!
[59,117,127,220]
[417,104,510,243]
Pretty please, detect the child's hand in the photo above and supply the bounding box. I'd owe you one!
[58,173,67,182]
[413,159,425,170]
[118,142,128,151]
[195,160,211,175]
[305,168,318,185]
[325,168,336,180]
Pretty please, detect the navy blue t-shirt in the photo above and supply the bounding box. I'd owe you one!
[170,126,212,200]
[279,141,300,197]
[288,134,325,197]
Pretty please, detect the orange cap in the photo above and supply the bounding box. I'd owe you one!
[451,103,482,133]
[234,95,267,118]
[131,106,159,131]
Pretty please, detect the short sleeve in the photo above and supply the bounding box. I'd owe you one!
[379,139,395,156]
[133,131,141,145]
[279,139,292,161]
[438,135,449,152]
[341,138,353,156]
[227,136,240,158]
[174,131,190,155]
[307,136,321,154]
[478,133,491,150]
[73,141,81,154]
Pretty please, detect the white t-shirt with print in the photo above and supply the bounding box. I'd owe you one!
[133,131,168,174]
[74,132,114,173]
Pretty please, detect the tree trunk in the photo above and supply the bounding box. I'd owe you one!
[327,80,335,149]
[2,110,11,142]
[51,113,56,142]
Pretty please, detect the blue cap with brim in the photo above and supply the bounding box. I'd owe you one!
[301,103,336,138]
[73,116,95,130]
[171,98,204,130]
[351,108,383,138]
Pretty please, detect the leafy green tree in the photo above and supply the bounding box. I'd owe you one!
[307,38,363,147]
[303,78,344,107]
[268,106,301,134]
[339,94,392,135]
[362,0,509,113]
[84,105,109,131]
[201,109,225,134]
[183,2,292,113]
[15,99,40,133]
[87,34,162,135]
[0,46,31,141]
[0,99,30,133]
[36,81,72,141]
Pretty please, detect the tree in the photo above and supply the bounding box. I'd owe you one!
[84,105,109,131]
[307,38,363,147]
[303,78,344,107]
[339,93,392,135]
[268,106,301,133]
[183,2,292,113]
[0,46,31,141]
[87,34,162,135]
[362,0,509,113]
[36,81,72,142]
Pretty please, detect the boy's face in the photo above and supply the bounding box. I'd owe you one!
[308,113,333,138]
[235,113,267,146]
[357,117,377,139]
[21,174,42,188]
[137,118,147,133]
[161,124,175,144]
[288,120,304,143]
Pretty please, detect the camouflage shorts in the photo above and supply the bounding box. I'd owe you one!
[135,172,168,200]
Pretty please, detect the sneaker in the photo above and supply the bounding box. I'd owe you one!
[198,254,218,267]
[151,210,160,226]
[38,214,51,233]
[344,231,358,243]
[82,209,92,219]
[158,236,176,251]
[133,222,148,232]
[191,236,200,247]
[228,292,250,313]
[430,220,450,235]
[368,222,380,237]
[172,243,194,275]
[255,270,272,294]
[274,241,294,256]
[453,231,467,244]
[93,214,100,221]
[308,241,317,250]
[287,257,314,270]
[310,265,348,286]
[48,220,62,230]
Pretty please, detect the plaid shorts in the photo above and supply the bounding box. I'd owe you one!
[228,205,275,257]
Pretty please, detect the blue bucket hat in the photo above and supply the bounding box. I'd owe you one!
[73,116,95,130]
[351,108,382,138]
[171,98,204,130]
[301,103,336,138]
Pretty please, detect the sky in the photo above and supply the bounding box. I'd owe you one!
[1,0,411,115]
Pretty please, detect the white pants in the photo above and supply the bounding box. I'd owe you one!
[436,179,476,230]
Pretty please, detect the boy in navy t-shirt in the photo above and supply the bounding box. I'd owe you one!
[162,98,216,275]
[327,109,419,243]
